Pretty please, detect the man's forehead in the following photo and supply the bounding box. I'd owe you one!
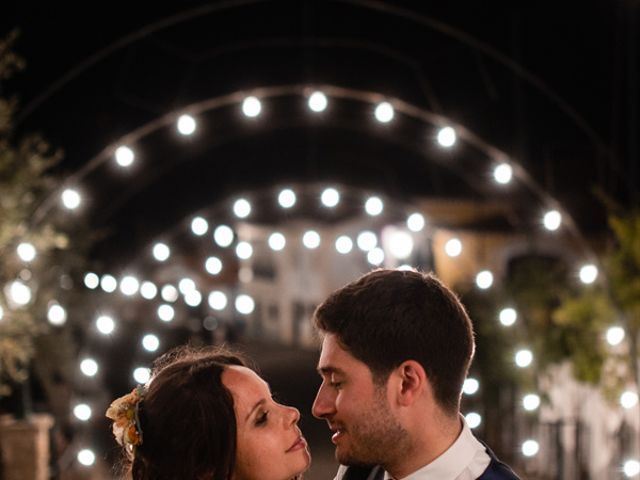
[318,333,345,360]
[317,333,360,371]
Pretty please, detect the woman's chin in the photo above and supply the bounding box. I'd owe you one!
[296,449,312,476]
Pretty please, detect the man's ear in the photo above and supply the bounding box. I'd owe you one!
[391,360,428,406]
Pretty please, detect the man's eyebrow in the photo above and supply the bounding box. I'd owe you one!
[318,366,344,376]
[246,398,267,422]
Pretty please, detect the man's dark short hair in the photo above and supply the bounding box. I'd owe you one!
[313,269,475,414]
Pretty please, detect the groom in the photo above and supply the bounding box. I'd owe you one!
[312,269,520,480]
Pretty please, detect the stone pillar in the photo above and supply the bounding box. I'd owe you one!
[0,414,54,480]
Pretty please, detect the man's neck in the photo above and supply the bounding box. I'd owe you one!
[385,413,463,479]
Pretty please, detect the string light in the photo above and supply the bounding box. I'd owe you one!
[178,278,196,295]
[73,403,92,421]
[335,235,353,254]
[177,114,197,135]
[606,326,625,346]
[184,290,202,307]
[157,304,175,322]
[77,449,96,466]
[142,334,160,352]
[96,315,115,335]
[515,349,533,368]
[233,198,251,218]
[120,276,140,296]
[61,188,81,210]
[191,216,209,236]
[205,256,223,275]
[543,210,562,231]
[47,302,67,326]
[374,102,394,123]
[303,230,321,249]
[84,272,99,289]
[357,231,377,251]
[278,188,296,208]
[208,291,228,311]
[321,188,340,207]
[152,243,170,262]
[499,308,517,327]
[236,241,253,259]
[8,281,32,306]
[521,440,540,457]
[268,232,286,251]
[445,238,462,257]
[437,126,456,147]
[579,264,598,284]
[140,281,158,300]
[367,247,385,266]
[621,391,639,409]
[387,230,414,259]
[493,163,513,184]
[16,242,36,262]
[308,91,328,112]
[523,394,541,411]
[235,294,255,314]
[365,196,384,216]
[463,378,480,395]
[465,412,482,429]
[100,275,117,293]
[407,213,425,232]
[624,460,640,478]
[160,285,178,303]
[242,96,262,117]
[133,367,151,384]
[80,359,98,377]
[213,225,234,247]
[115,146,135,167]
[475,270,494,289]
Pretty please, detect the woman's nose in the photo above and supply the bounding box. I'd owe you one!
[284,405,300,426]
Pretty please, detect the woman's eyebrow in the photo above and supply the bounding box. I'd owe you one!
[246,398,267,421]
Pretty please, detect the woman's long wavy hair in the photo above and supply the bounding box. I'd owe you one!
[115,346,247,480]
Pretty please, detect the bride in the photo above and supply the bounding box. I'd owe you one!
[106,346,311,479]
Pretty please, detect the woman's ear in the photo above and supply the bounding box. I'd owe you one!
[392,360,427,406]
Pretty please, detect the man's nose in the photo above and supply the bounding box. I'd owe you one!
[312,384,335,419]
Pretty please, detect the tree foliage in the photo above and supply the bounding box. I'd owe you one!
[0,31,87,399]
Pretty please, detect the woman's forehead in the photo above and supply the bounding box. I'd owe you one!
[222,366,269,404]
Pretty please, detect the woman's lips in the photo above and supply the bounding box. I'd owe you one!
[286,436,307,452]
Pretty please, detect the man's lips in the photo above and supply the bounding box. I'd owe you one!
[286,435,307,453]
[329,424,345,444]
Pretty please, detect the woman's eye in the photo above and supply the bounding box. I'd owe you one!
[329,380,342,389]
[255,411,269,426]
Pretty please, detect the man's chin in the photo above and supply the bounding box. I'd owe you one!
[336,449,372,468]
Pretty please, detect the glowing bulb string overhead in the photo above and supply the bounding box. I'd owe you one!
[27,84,595,263]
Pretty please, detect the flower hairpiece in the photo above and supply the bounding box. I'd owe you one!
[105,385,145,450]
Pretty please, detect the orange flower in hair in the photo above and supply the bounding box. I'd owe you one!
[106,385,145,449]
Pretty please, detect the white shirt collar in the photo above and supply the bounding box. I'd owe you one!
[383,417,490,480]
